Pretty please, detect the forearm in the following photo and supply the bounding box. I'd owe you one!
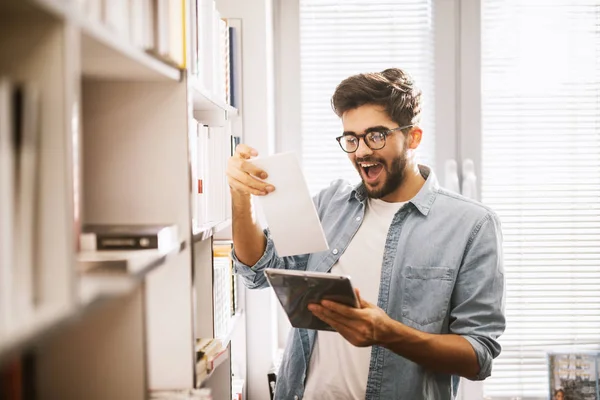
[379,319,480,378]
[231,190,266,266]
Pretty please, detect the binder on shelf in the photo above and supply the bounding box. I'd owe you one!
[79,224,179,252]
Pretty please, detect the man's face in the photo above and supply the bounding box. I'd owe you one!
[341,104,410,200]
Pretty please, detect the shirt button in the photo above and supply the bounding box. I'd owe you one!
[294,396,299,400]
[356,216,361,221]
[332,249,339,255]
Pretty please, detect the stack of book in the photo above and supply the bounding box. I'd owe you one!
[75,0,186,68]
[189,0,239,104]
[190,121,235,229]
[195,338,226,385]
[0,78,40,333]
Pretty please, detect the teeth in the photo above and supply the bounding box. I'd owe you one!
[360,163,378,167]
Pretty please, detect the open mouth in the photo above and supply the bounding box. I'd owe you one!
[359,161,384,184]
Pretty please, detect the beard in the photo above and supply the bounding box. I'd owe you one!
[355,148,408,199]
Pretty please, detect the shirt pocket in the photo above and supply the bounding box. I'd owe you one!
[401,266,454,326]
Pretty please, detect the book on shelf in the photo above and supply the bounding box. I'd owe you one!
[228,25,239,108]
[191,1,237,104]
[129,0,155,51]
[79,224,179,252]
[213,244,234,339]
[0,77,41,332]
[193,123,232,230]
[103,0,130,40]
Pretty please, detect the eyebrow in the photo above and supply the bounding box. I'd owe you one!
[342,125,391,136]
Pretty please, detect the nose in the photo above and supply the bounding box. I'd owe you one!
[355,137,373,158]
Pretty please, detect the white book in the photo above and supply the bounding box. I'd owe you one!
[167,0,184,67]
[197,124,209,225]
[13,84,40,319]
[212,9,221,100]
[189,0,198,75]
[129,0,153,50]
[189,119,199,229]
[199,0,214,94]
[76,0,102,21]
[0,78,14,333]
[103,0,130,40]
[155,0,170,57]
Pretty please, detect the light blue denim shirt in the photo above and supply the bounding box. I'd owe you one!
[233,166,506,400]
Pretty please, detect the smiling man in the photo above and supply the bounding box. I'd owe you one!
[227,68,506,400]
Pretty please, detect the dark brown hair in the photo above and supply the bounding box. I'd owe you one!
[331,68,422,128]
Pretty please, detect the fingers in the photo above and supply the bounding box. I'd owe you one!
[228,176,269,196]
[227,144,276,196]
[320,299,361,318]
[308,304,355,331]
[235,144,258,159]
[227,162,274,193]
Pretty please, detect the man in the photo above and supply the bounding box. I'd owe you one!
[226,68,505,399]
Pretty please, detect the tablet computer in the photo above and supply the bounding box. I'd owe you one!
[264,268,359,331]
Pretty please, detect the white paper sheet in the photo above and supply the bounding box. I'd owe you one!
[248,152,329,257]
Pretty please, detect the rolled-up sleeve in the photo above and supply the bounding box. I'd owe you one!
[450,212,506,381]
[231,228,310,290]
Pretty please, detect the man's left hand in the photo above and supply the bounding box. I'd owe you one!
[308,289,390,347]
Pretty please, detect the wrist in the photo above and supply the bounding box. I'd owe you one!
[230,187,252,203]
[376,316,401,347]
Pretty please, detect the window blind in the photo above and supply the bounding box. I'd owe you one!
[481,0,600,398]
[299,0,436,195]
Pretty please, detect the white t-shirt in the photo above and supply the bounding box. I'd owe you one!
[303,198,405,400]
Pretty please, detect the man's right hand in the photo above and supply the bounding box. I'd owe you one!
[226,144,275,196]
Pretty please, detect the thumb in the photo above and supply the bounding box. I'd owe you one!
[354,288,369,308]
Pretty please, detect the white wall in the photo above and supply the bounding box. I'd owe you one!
[214,0,278,399]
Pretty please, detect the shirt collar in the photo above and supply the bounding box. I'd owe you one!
[351,164,439,216]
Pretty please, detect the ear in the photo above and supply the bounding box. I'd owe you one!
[407,127,423,150]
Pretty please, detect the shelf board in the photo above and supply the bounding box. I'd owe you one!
[77,240,186,279]
[19,0,181,81]
[80,19,181,81]
[190,78,238,115]
[193,219,232,243]
[0,241,186,366]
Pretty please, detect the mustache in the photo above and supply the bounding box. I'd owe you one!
[355,157,385,165]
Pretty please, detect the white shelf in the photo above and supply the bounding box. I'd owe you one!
[80,18,181,81]
[19,0,181,81]
[193,219,232,242]
[0,241,186,366]
[190,77,239,115]
[77,240,186,278]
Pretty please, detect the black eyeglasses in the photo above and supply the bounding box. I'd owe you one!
[335,125,413,153]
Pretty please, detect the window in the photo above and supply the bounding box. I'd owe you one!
[480,0,600,397]
[299,0,436,194]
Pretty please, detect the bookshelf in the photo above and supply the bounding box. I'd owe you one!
[0,1,246,399]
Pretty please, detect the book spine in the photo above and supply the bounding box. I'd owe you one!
[91,234,160,250]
